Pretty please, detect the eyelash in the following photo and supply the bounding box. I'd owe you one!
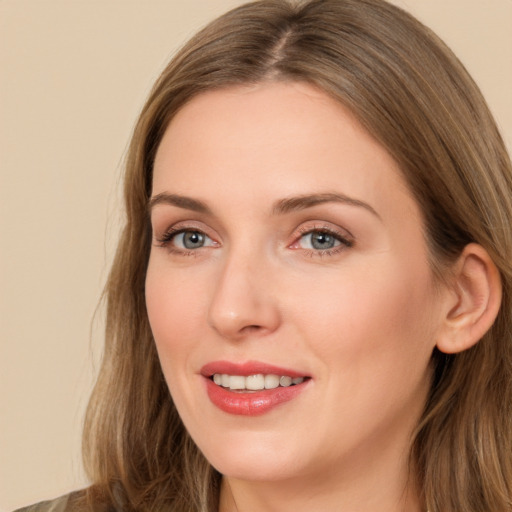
[155,227,215,257]
[154,225,354,258]
[293,225,353,258]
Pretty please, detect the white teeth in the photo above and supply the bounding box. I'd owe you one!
[229,376,246,390]
[212,373,305,391]
[246,374,265,390]
[264,374,280,389]
[280,376,292,387]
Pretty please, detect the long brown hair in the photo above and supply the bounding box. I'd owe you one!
[82,1,512,511]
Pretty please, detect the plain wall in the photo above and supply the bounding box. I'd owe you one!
[1,1,510,510]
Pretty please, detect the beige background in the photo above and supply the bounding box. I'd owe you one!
[1,1,511,510]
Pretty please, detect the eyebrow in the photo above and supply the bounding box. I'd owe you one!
[272,192,381,219]
[148,191,380,219]
[148,193,212,214]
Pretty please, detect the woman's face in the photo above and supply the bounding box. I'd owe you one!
[146,82,444,485]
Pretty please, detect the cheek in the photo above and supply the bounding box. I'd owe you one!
[145,261,213,422]
[295,256,438,369]
[145,262,208,366]
[296,259,437,443]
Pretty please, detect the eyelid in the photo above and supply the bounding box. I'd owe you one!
[153,217,214,239]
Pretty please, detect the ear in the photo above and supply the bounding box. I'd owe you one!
[436,243,502,354]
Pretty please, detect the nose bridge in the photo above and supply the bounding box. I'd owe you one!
[207,241,280,339]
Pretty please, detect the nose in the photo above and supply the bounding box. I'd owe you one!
[207,250,281,340]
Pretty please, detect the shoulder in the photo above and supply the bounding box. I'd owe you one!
[13,493,73,512]
[13,490,114,512]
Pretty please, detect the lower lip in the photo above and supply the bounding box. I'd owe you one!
[205,378,308,416]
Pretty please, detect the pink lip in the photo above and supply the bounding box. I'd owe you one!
[201,360,310,416]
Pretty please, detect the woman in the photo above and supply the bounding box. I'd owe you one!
[17,0,512,511]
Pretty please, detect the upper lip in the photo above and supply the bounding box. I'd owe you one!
[200,360,309,378]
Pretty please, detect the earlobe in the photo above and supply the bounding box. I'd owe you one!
[436,243,502,354]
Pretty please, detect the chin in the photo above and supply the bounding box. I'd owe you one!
[198,431,307,482]
[213,455,300,483]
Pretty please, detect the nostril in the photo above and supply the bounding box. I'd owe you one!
[241,325,263,333]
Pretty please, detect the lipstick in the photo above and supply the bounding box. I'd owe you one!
[201,361,310,416]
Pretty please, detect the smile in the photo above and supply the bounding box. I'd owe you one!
[201,361,311,415]
[212,373,305,391]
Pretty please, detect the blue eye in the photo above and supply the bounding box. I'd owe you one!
[299,231,342,250]
[172,230,214,249]
[156,229,216,251]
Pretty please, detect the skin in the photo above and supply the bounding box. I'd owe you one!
[145,81,449,512]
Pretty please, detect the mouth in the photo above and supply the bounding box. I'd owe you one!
[201,361,311,415]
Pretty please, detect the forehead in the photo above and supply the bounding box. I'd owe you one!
[155,82,374,163]
[152,81,416,220]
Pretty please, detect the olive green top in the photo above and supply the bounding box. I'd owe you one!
[14,494,73,512]
[13,491,114,512]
